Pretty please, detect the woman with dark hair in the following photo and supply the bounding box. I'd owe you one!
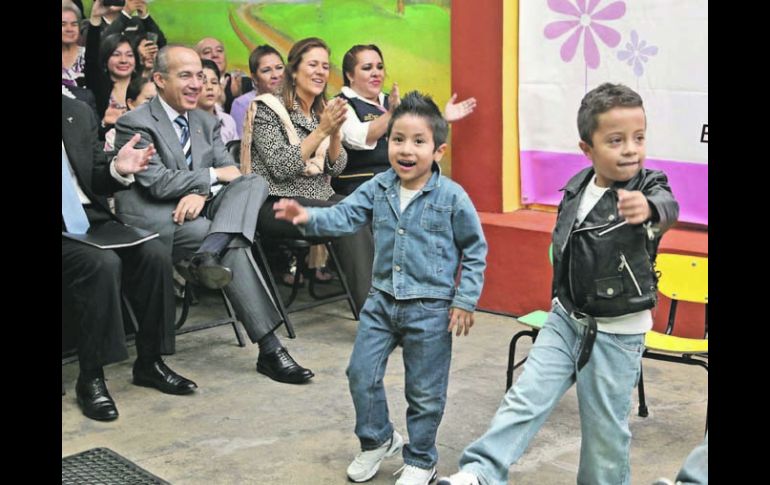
[245,37,374,312]
[103,76,156,152]
[84,0,137,139]
[231,44,285,138]
[335,44,477,195]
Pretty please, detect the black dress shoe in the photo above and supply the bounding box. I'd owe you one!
[133,359,198,395]
[257,347,314,384]
[75,377,119,421]
[175,252,233,289]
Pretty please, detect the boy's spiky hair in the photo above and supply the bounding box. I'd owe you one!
[387,91,449,150]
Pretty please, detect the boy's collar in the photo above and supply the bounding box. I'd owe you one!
[561,166,645,195]
[377,162,443,191]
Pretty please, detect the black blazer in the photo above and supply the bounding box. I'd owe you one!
[61,94,127,224]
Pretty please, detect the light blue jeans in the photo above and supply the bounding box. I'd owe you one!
[459,304,644,485]
[347,288,453,469]
[674,431,708,484]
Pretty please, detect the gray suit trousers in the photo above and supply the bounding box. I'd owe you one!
[173,174,282,342]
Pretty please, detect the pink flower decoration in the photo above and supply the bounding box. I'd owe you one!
[617,30,659,77]
[544,0,626,69]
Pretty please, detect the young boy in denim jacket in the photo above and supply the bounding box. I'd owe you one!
[274,91,488,485]
[438,83,679,485]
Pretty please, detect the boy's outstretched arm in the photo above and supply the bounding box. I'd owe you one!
[273,198,309,225]
[617,189,651,224]
[617,171,679,231]
[448,308,474,336]
[641,171,679,233]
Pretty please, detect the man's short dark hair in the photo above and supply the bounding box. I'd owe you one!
[387,91,448,150]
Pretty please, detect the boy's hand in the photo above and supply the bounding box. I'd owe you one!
[617,189,651,224]
[273,198,309,225]
[448,307,474,336]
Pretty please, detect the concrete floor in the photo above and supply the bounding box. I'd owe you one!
[62,289,708,484]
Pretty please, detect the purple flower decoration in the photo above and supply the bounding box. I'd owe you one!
[544,0,627,69]
[617,30,658,77]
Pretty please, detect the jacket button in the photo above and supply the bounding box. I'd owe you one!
[398,228,405,235]
[607,287,615,295]
[608,214,616,221]
[394,265,402,272]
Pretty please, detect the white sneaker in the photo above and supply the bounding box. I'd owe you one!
[346,430,404,482]
[436,471,480,485]
[394,464,438,485]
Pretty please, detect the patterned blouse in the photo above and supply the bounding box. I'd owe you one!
[250,99,347,200]
[62,46,86,87]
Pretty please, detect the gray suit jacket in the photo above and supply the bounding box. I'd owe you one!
[113,96,235,243]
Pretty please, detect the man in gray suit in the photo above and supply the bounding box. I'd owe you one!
[113,45,313,384]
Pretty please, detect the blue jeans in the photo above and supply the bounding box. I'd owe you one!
[459,304,644,485]
[674,431,708,484]
[347,288,453,469]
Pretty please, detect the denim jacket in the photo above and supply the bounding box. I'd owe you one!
[302,163,487,311]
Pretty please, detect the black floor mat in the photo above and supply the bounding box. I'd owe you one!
[62,447,169,484]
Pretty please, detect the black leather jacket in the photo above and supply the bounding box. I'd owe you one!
[552,167,679,318]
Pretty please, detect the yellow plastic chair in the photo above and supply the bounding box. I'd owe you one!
[637,253,708,431]
[506,244,553,389]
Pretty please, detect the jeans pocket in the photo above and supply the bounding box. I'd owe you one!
[607,332,645,354]
[417,298,451,312]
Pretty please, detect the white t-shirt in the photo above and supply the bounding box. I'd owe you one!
[399,185,419,213]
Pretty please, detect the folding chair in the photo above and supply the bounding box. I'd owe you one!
[637,253,708,432]
[227,139,359,339]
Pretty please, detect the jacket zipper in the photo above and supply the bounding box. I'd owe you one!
[597,220,628,236]
[618,252,643,296]
[561,221,612,254]
[564,221,613,304]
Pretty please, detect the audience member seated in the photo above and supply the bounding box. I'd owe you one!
[197,60,238,145]
[112,45,314,384]
[62,94,196,422]
[104,76,156,152]
[84,1,138,139]
[62,1,86,87]
[335,43,477,195]
[231,44,285,138]
[195,37,251,113]
[135,31,160,79]
[237,44,315,286]
[246,37,374,312]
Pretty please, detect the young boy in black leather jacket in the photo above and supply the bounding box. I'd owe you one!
[439,83,679,485]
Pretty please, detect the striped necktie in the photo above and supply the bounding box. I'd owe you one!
[174,115,192,167]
